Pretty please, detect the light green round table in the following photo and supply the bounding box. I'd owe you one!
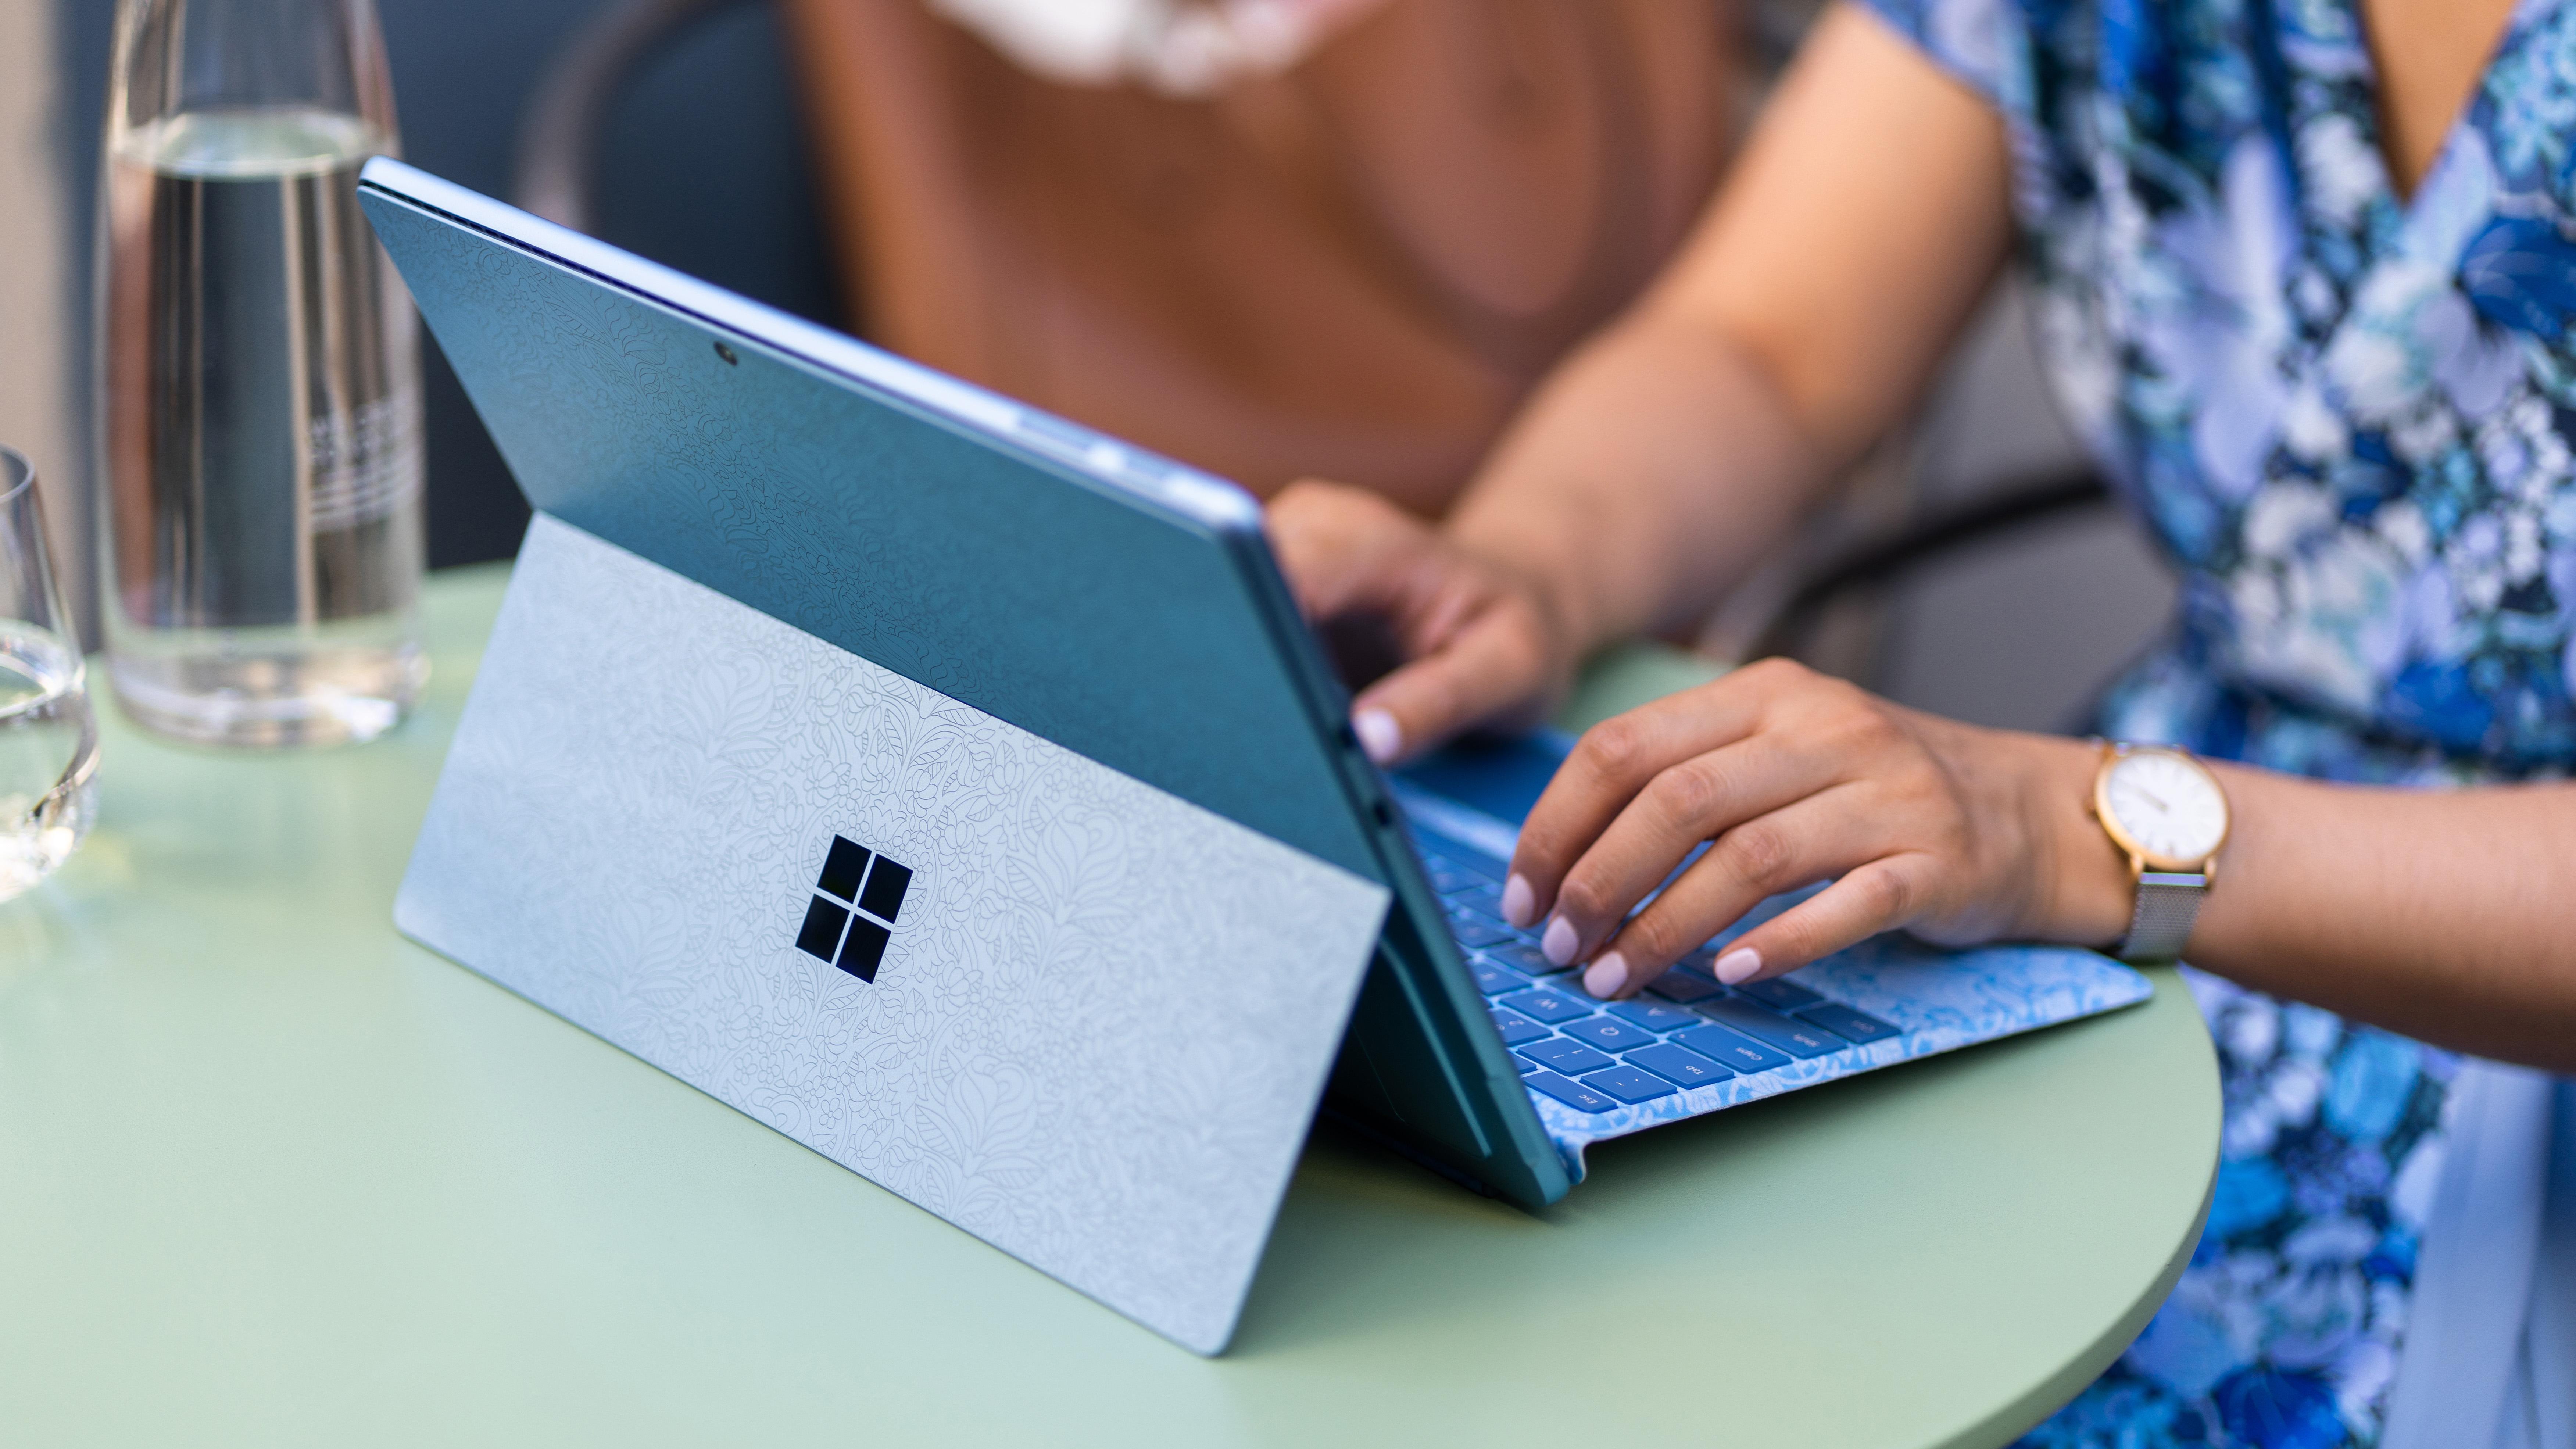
[0,566,2217,1448]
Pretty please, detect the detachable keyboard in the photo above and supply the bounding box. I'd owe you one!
[1417,840,1903,1116]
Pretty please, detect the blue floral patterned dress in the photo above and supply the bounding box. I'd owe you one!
[1857,0,2576,1443]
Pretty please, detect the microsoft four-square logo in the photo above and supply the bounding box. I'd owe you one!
[794,835,911,983]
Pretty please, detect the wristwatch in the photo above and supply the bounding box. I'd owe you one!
[2089,741,2230,964]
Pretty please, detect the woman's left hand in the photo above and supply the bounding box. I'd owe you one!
[1502,658,2133,998]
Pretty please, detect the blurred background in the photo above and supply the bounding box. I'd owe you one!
[3,0,2174,733]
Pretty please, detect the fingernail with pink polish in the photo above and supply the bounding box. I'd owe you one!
[1713,947,1761,985]
[1542,915,1579,967]
[1500,874,1534,928]
[1583,953,1630,999]
[1352,709,1402,765]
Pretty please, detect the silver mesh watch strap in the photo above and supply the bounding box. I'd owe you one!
[2118,871,2208,964]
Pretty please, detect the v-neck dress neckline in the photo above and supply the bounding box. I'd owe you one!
[2331,0,2550,232]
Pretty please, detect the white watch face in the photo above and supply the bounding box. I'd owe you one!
[2104,751,2229,864]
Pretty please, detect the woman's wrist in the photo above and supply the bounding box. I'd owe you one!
[2018,732,2137,949]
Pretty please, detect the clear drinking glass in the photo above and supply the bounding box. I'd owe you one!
[0,450,100,902]
[97,0,425,747]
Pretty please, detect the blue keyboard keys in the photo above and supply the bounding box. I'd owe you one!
[1501,988,1595,1025]
[1607,999,1703,1033]
[1581,1066,1678,1104]
[1524,1071,1619,1114]
[1426,865,1485,893]
[1735,976,1825,1011]
[1800,1002,1900,1043]
[1517,1053,1541,1074]
[1561,1016,1657,1052]
[1468,957,1529,996]
[1448,885,1506,920]
[1646,967,1725,1004]
[1694,999,1845,1059]
[1450,918,1516,949]
[1486,942,1562,976]
[1488,1008,1552,1045]
[1519,1037,1617,1076]
[1627,1042,1736,1087]
[1420,847,1497,879]
[1673,1024,1792,1073]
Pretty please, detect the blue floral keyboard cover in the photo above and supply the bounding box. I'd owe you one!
[1393,783,2155,1183]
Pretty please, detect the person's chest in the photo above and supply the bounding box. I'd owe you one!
[2015,0,2576,759]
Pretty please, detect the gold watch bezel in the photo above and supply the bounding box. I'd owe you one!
[2089,742,2230,876]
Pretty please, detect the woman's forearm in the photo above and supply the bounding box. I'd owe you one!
[1435,3,2015,665]
[2021,738,2576,1070]
[1443,313,1831,659]
[2196,766,2576,1069]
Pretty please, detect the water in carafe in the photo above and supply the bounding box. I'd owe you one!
[99,0,425,747]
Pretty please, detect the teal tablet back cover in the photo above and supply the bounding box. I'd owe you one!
[359,178,1379,881]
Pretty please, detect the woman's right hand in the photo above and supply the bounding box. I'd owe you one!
[1266,479,1581,766]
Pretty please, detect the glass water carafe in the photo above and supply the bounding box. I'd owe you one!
[97,0,426,747]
